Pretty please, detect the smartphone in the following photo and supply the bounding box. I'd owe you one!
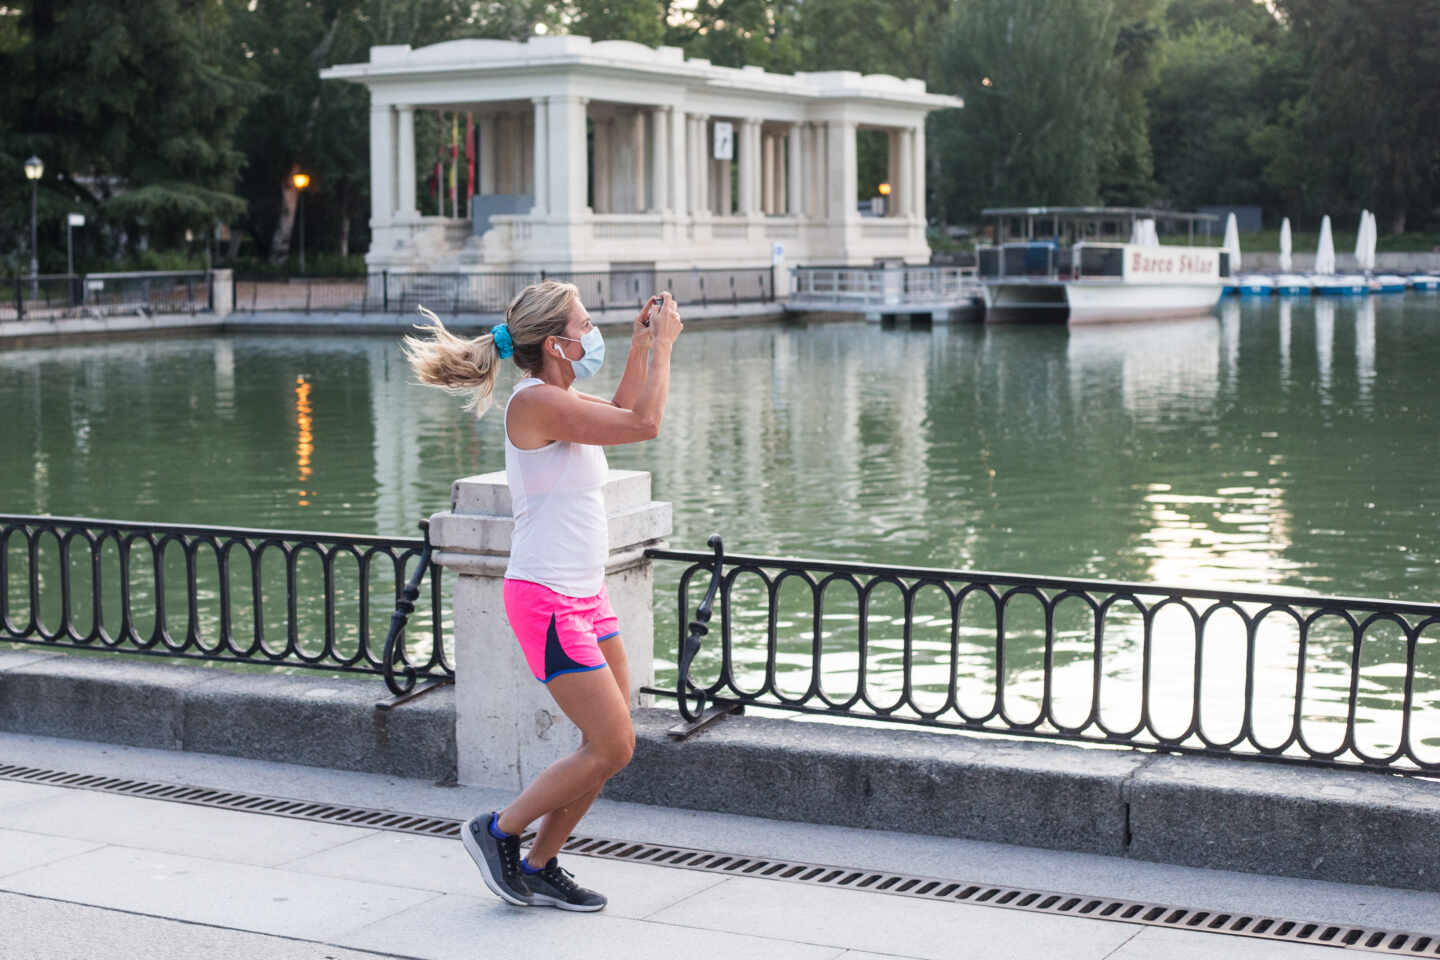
[643,294,663,326]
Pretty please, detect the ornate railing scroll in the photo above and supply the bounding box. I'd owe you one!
[0,514,451,686]
[380,519,435,695]
[645,544,1440,775]
[675,535,724,722]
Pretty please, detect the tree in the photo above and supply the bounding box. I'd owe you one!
[1273,0,1440,233]
[931,0,1122,222]
[0,0,257,258]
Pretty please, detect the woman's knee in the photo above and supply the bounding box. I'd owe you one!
[592,728,634,775]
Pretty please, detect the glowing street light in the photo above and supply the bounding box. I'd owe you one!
[292,171,311,274]
[24,156,43,297]
[877,182,891,216]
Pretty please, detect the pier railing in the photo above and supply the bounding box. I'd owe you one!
[0,515,448,695]
[647,540,1440,774]
[789,266,978,306]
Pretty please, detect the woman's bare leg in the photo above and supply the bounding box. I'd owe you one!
[526,639,631,864]
[495,661,633,837]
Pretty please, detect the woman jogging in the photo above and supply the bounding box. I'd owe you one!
[403,281,682,912]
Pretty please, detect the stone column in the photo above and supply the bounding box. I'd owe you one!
[396,105,418,217]
[650,107,669,214]
[548,95,589,219]
[827,119,857,222]
[430,470,672,790]
[695,114,711,215]
[531,98,549,215]
[738,118,761,216]
[787,124,803,216]
[593,118,610,214]
[633,112,648,214]
[666,105,685,215]
[369,105,395,225]
[762,134,775,214]
[895,128,912,220]
[717,156,731,215]
[911,123,926,219]
[479,114,497,195]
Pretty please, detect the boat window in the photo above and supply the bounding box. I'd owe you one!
[1078,246,1124,277]
[978,247,1001,277]
[1218,251,1231,278]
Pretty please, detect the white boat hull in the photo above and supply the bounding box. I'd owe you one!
[984,280,1224,324]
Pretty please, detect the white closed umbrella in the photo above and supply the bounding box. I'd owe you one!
[1129,218,1146,245]
[1355,210,1375,272]
[1145,218,1159,246]
[1279,218,1292,272]
[1223,212,1241,271]
[1315,215,1336,275]
[1365,210,1379,271]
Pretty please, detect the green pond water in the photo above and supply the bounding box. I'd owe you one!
[2,294,1438,757]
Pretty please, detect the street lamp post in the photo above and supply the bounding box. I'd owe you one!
[24,156,43,299]
[292,171,311,275]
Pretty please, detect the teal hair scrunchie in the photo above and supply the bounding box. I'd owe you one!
[491,322,514,359]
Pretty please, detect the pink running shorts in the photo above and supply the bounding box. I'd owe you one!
[502,578,620,684]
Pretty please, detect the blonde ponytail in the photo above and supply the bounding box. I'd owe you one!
[402,306,501,416]
[401,280,580,416]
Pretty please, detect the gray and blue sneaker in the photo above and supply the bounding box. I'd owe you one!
[460,812,533,906]
[521,857,607,912]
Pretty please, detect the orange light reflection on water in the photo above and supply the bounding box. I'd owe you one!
[296,376,314,505]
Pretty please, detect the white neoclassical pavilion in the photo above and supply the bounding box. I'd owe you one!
[321,36,962,273]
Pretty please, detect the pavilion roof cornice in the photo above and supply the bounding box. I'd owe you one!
[321,36,962,112]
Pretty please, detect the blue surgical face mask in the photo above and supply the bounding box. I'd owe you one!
[553,327,605,380]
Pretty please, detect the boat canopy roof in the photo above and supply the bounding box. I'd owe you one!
[980,207,1220,246]
[981,206,1219,223]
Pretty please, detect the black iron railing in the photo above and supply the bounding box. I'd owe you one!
[232,267,776,316]
[2,272,210,322]
[0,515,449,694]
[647,540,1440,774]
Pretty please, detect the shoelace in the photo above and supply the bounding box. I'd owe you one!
[498,834,524,879]
[539,862,582,895]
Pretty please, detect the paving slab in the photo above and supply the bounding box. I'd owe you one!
[283,830,729,919]
[332,890,842,960]
[0,779,66,810]
[0,828,102,880]
[644,873,1140,960]
[0,845,439,942]
[1,790,380,867]
[0,891,412,960]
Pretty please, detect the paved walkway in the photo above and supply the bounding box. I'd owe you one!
[1,731,1437,960]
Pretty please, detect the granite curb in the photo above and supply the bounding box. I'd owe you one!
[2,650,1438,891]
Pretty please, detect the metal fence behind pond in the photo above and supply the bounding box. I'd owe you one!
[232,267,776,316]
[0,515,449,692]
[648,541,1440,775]
[1,272,209,322]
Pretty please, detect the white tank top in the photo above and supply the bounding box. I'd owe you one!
[503,378,609,597]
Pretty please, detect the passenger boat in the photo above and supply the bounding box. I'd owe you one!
[976,207,1227,324]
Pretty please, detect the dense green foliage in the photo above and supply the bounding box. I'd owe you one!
[2,0,1437,272]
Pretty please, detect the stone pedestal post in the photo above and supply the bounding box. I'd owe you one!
[210,268,233,318]
[428,469,672,790]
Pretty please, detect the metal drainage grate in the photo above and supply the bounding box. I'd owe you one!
[3,762,1438,956]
